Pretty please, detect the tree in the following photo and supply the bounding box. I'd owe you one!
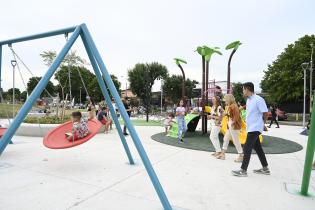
[110,74,121,95]
[174,58,187,98]
[54,66,95,103]
[163,75,198,103]
[20,91,28,102]
[40,50,86,67]
[86,74,121,102]
[7,88,21,102]
[232,82,245,105]
[128,62,168,121]
[27,76,55,98]
[261,35,315,104]
[226,41,242,93]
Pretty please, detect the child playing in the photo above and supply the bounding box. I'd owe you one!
[176,99,187,143]
[65,111,89,141]
[97,106,112,133]
[164,113,175,134]
[87,100,96,120]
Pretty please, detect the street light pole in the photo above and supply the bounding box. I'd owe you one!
[79,87,82,105]
[302,62,309,128]
[160,79,163,115]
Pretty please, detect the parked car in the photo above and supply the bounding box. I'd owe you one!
[267,108,287,121]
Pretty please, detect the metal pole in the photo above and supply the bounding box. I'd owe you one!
[13,63,15,118]
[0,26,77,45]
[310,43,314,113]
[11,60,17,118]
[80,31,135,165]
[79,87,82,105]
[0,45,2,103]
[161,79,163,115]
[81,25,172,210]
[0,25,81,155]
[301,94,315,195]
[303,68,306,128]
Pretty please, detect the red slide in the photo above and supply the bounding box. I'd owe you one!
[43,119,103,149]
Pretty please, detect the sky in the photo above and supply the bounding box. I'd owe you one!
[0,0,314,93]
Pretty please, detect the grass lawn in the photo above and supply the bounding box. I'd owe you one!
[119,118,162,126]
[0,103,23,118]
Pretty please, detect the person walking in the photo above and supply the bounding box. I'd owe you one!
[208,96,223,157]
[268,105,280,128]
[217,94,243,162]
[176,99,187,143]
[232,82,270,177]
[123,97,132,136]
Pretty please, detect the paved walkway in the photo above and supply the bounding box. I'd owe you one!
[0,125,314,210]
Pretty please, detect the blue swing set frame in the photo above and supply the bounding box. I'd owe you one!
[0,24,172,210]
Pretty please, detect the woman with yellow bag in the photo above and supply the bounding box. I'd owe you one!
[217,94,244,162]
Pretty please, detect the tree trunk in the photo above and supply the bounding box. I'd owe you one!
[178,64,186,98]
[205,60,209,133]
[227,49,236,94]
[201,56,206,134]
[146,103,149,122]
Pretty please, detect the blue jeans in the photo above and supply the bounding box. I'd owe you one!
[177,117,187,139]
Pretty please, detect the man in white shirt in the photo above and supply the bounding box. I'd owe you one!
[232,82,270,177]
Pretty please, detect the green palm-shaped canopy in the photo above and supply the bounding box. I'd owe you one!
[174,58,187,66]
[195,46,222,61]
[203,46,222,62]
[225,41,242,51]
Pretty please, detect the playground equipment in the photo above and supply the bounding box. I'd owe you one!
[0,24,172,209]
[225,41,242,94]
[168,108,263,144]
[286,95,315,197]
[43,119,102,149]
[167,113,200,138]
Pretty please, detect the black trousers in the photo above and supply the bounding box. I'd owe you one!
[241,131,268,171]
[269,116,279,127]
[123,114,131,133]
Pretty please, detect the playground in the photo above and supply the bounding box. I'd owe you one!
[0,17,314,210]
[1,124,314,210]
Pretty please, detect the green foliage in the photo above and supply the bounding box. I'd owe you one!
[87,74,121,101]
[128,62,168,120]
[40,50,86,67]
[6,88,21,101]
[27,77,55,98]
[163,75,198,103]
[24,115,70,124]
[41,50,120,103]
[0,103,22,118]
[260,35,315,104]
[232,82,245,105]
[20,91,28,102]
[54,66,95,102]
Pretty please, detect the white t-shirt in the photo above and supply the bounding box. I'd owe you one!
[176,107,186,118]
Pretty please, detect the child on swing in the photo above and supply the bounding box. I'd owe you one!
[65,111,89,141]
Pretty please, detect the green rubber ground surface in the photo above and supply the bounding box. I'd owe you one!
[151,131,303,154]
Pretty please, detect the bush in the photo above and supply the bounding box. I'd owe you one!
[24,116,70,124]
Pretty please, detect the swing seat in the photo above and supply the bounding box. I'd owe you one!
[0,128,7,137]
[43,119,102,149]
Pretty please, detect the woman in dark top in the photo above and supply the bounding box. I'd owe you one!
[268,105,279,128]
[123,97,132,135]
